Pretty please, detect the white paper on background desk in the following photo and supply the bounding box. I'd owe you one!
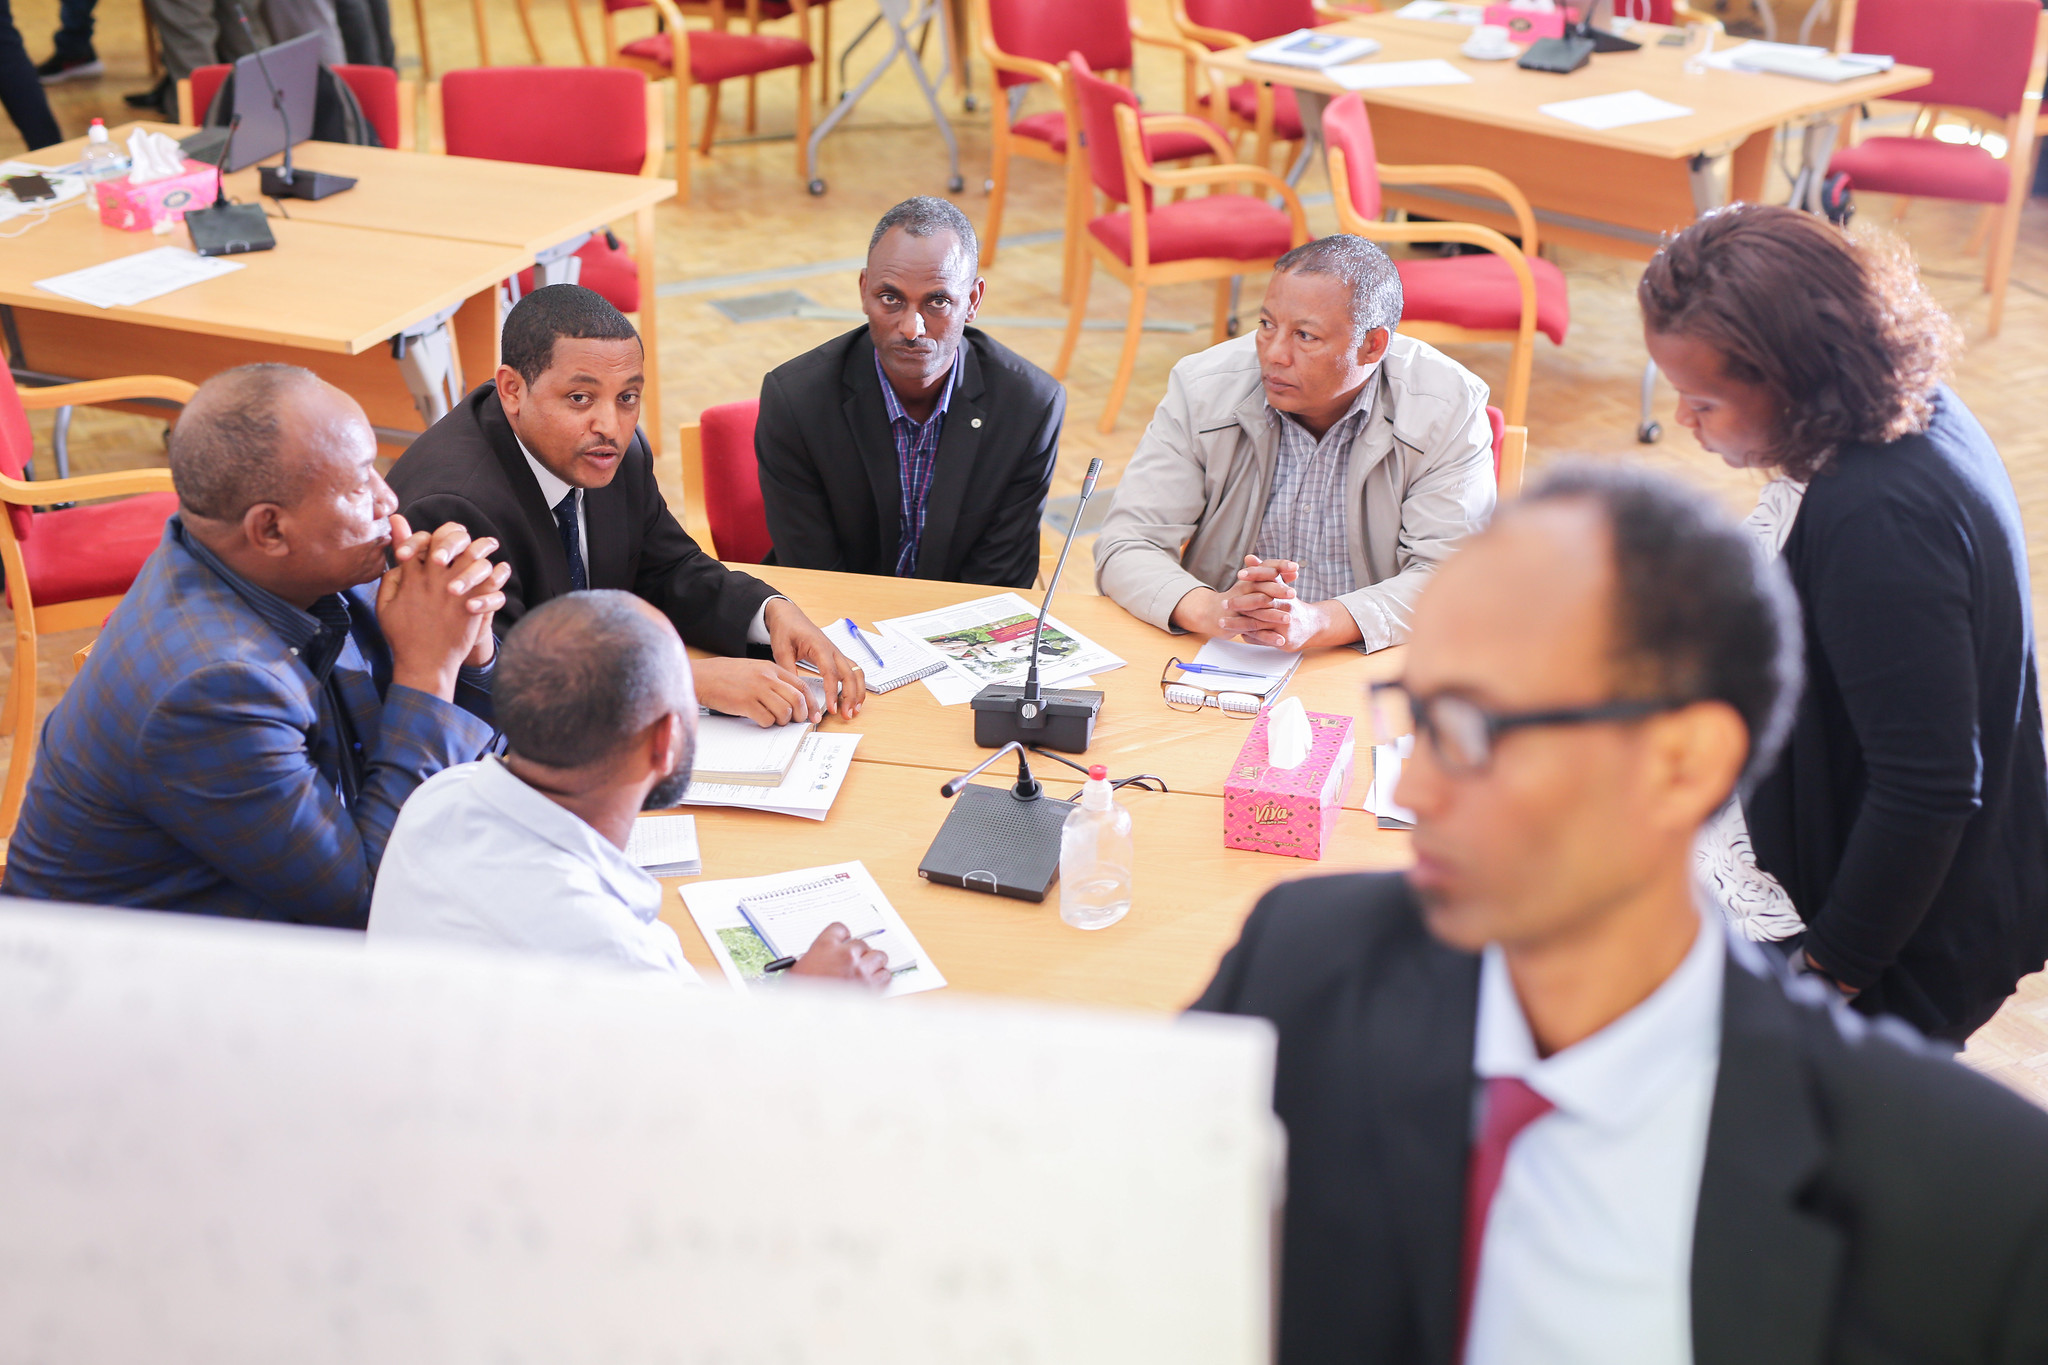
[1363,736,1417,830]
[1392,0,1486,20]
[0,160,87,223]
[677,731,860,819]
[680,859,945,998]
[878,592,1126,703]
[1328,58,1474,90]
[1697,38,1820,71]
[624,813,701,877]
[33,245,244,308]
[1538,89,1695,131]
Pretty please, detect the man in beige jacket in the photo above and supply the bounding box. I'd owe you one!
[1093,235,1496,653]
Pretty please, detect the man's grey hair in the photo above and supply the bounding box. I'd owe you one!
[496,591,693,770]
[167,363,325,522]
[868,195,980,279]
[1272,234,1404,346]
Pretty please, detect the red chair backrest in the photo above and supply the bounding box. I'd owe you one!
[1068,52,1145,208]
[0,371,38,542]
[1485,404,1506,479]
[699,400,772,564]
[441,67,649,175]
[190,63,403,150]
[1184,0,1319,43]
[1851,0,2039,116]
[1322,93,1381,221]
[988,0,1131,88]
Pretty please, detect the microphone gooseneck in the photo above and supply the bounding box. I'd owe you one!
[938,741,1041,802]
[1023,457,1104,703]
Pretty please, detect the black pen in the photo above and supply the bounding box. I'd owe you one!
[760,927,884,974]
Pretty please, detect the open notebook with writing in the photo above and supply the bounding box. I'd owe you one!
[826,618,949,692]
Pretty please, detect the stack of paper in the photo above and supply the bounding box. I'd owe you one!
[693,714,812,786]
[680,859,945,998]
[679,732,860,820]
[624,814,701,877]
[34,246,245,309]
[824,618,949,692]
[1328,58,1473,90]
[876,592,1126,707]
[1538,90,1695,131]
[1247,29,1382,68]
[1363,736,1417,831]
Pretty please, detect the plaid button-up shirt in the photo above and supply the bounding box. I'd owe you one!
[2,519,496,928]
[1252,380,1376,604]
[876,345,963,577]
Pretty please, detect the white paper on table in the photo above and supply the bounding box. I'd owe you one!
[1328,58,1474,90]
[679,859,945,998]
[918,670,985,706]
[0,160,88,224]
[677,732,860,819]
[1538,90,1695,131]
[1392,0,1487,20]
[33,246,245,308]
[623,813,701,876]
[877,592,1126,698]
[1696,39,1817,71]
[1363,736,1417,829]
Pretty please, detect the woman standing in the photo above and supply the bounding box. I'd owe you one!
[1641,203,2047,1045]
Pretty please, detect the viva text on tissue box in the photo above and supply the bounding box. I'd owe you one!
[1223,701,1358,860]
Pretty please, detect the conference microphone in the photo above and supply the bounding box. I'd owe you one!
[968,457,1107,754]
[183,114,277,257]
[233,5,356,201]
[919,742,1068,902]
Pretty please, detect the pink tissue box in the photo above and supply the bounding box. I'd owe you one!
[1482,5,1580,40]
[94,161,218,231]
[1223,710,1358,861]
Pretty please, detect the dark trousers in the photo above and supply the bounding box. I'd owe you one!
[0,0,61,148]
[51,0,94,59]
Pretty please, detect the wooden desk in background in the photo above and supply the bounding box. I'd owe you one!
[1203,15,1929,261]
[657,566,1414,1012]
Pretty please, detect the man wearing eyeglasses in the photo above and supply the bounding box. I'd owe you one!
[1194,464,2048,1365]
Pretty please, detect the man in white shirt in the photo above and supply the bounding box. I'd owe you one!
[1195,464,2048,1364]
[370,590,890,986]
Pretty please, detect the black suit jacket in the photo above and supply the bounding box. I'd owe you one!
[387,385,777,656]
[1194,872,2048,1365]
[754,326,1065,589]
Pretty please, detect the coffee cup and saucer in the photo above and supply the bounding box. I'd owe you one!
[1461,23,1518,58]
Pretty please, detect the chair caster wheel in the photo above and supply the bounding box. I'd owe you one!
[947,174,965,193]
[964,93,979,112]
[1637,421,1662,444]
[808,178,827,196]
[982,177,994,193]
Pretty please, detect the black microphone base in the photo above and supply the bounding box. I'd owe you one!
[1584,25,1640,50]
[184,201,276,256]
[260,166,356,200]
[918,782,1070,902]
[970,685,1103,754]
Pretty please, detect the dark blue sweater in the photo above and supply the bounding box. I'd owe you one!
[1747,388,2048,1041]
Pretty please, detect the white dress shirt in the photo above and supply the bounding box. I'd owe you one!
[515,436,776,646]
[369,756,698,979]
[1464,910,1725,1365]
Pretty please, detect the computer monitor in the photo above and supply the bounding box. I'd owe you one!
[224,31,321,172]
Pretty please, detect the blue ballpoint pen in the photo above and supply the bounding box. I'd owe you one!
[840,617,887,669]
[1175,662,1276,681]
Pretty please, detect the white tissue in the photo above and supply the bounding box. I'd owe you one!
[1266,696,1313,770]
[126,130,189,185]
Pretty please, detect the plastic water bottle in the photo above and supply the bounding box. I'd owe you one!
[1060,765,1132,930]
[81,119,129,183]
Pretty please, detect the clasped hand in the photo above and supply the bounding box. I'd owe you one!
[378,515,511,700]
[693,599,869,728]
[1173,556,1353,652]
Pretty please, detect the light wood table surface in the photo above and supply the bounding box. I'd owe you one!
[1204,14,1930,259]
[723,564,1404,805]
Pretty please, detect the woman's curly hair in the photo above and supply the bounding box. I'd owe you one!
[1637,203,1960,482]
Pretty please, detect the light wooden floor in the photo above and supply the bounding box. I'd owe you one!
[4,0,2046,1099]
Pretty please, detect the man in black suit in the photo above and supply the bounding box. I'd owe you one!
[754,196,1065,590]
[389,285,863,728]
[1196,464,2048,1365]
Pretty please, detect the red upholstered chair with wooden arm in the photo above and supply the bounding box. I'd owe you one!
[179,63,417,150]
[677,402,773,563]
[1054,53,1308,434]
[975,0,1221,304]
[0,368,193,834]
[432,67,669,452]
[1166,0,1350,168]
[1827,0,2047,337]
[1484,403,1527,496]
[1321,92,1567,428]
[591,0,814,202]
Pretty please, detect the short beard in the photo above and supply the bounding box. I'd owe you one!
[641,734,695,811]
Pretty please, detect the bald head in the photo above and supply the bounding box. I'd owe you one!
[169,365,336,523]
[497,591,696,773]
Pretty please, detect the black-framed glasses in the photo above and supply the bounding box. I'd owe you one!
[1159,656,1271,718]
[1368,681,1694,775]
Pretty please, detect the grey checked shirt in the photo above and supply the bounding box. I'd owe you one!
[1251,378,1375,604]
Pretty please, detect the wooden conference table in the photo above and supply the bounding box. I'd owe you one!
[4,122,674,448]
[654,567,1414,1013]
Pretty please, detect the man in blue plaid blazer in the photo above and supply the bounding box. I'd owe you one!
[3,365,511,928]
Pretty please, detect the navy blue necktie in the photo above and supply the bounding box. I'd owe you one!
[552,491,588,592]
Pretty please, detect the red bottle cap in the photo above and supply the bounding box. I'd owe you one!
[1089,765,1108,781]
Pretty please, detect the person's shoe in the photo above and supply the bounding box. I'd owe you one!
[124,75,173,114]
[35,52,104,83]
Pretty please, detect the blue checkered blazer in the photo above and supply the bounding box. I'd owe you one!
[3,519,495,927]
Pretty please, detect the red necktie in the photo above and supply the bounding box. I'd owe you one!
[1457,1076,1555,1358]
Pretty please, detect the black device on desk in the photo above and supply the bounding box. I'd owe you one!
[969,457,1106,754]
[918,742,1069,902]
[5,174,56,203]
[232,12,355,200]
[183,115,276,257]
[1519,0,1640,70]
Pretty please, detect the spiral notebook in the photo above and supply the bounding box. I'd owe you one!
[679,860,942,996]
[826,618,950,692]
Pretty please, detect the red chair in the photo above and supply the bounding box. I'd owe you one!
[1054,53,1309,434]
[1322,93,1567,428]
[433,67,668,453]
[975,0,1220,302]
[1484,403,1527,495]
[592,0,815,202]
[1167,0,1335,168]
[678,403,772,563]
[179,63,415,151]
[1827,0,2047,336]
[0,368,192,834]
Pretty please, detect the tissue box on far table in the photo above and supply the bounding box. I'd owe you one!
[1224,710,1358,861]
[1481,4,1578,39]
[94,161,217,231]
